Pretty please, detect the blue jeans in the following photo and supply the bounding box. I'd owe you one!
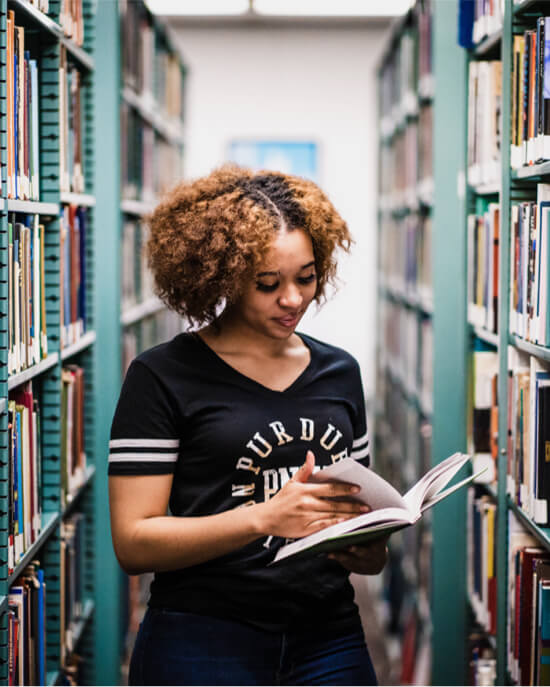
[129,608,378,686]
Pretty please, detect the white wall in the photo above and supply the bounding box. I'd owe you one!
[173,24,389,405]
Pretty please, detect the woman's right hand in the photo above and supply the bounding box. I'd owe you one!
[253,450,370,539]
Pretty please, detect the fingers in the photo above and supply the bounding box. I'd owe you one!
[293,450,316,484]
[308,481,364,500]
[307,498,370,515]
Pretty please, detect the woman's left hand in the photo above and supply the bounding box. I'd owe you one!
[327,537,389,575]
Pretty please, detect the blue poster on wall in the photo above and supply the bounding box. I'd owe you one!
[227,141,319,183]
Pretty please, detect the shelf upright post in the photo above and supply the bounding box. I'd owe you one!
[430,0,469,683]
[0,1,8,681]
[93,0,123,684]
[496,0,513,683]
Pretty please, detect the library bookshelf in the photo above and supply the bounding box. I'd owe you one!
[0,0,100,683]
[94,1,186,683]
[376,0,470,683]
[462,0,550,684]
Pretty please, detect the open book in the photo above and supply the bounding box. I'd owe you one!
[272,452,482,563]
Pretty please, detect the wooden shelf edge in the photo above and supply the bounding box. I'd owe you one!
[8,353,59,390]
[8,511,60,586]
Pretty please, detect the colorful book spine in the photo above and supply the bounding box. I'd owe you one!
[60,365,87,507]
[7,213,47,375]
[60,205,88,349]
[6,13,40,201]
[468,201,500,333]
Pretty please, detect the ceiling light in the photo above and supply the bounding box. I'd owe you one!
[254,0,414,16]
[145,0,250,15]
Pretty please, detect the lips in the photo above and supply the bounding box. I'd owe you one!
[275,313,300,328]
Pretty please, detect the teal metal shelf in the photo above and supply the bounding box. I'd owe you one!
[468,181,500,195]
[512,160,550,180]
[513,0,549,16]
[62,465,96,517]
[60,331,97,360]
[508,498,550,551]
[0,595,6,614]
[473,29,502,57]
[8,511,60,586]
[6,199,59,215]
[60,192,96,207]
[509,334,550,362]
[120,198,155,216]
[47,669,60,686]
[7,353,59,390]
[471,325,499,348]
[8,0,94,70]
[121,86,185,144]
[120,297,166,327]
[70,598,95,648]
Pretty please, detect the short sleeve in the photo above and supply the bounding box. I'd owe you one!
[108,360,180,476]
[349,360,370,467]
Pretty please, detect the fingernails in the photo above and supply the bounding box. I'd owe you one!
[360,505,370,512]
[351,486,360,494]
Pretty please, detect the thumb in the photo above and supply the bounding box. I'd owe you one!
[294,450,315,483]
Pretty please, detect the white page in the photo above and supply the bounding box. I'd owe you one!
[402,453,468,513]
[272,506,415,563]
[309,458,407,511]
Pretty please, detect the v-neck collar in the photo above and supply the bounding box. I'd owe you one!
[188,331,316,395]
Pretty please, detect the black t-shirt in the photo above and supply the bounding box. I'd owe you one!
[109,331,370,632]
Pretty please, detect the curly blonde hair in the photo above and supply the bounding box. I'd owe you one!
[146,164,351,325]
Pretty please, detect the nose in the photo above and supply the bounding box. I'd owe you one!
[278,283,303,309]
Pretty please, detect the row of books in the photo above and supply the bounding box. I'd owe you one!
[120,0,184,123]
[121,103,184,203]
[467,488,497,636]
[379,214,432,303]
[122,220,155,310]
[8,365,87,573]
[7,11,40,201]
[468,343,498,485]
[380,6,433,137]
[59,46,85,195]
[8,562,46,686]
[122,309,183,374]
[61,364,87,508]
[472,0,504,45]
[511,20,550,169]
[60,205,88,349]
[467,60,502,187]
[8,214,48,375]
[508,512,550,685]
[510,186,550,345]
[468,632,497,686]
[58,0,85,47]
[8,383,43,573]
[379,299,433,413]
[380,107,433,207]
[507,347,550,526]
[8,513,88,686]
[467,201,500,334]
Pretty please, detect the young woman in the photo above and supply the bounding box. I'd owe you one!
[108,165,387,686]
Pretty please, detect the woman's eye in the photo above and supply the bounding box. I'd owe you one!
[298,274,317,285]
[256,282,279,292]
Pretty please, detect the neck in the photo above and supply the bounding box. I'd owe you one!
[202,309,298,357]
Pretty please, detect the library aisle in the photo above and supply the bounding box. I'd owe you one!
[5,0,550,685]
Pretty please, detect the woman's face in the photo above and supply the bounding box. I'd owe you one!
[232,228,317,340]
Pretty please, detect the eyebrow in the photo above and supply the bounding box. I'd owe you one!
[256,261,315,278]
